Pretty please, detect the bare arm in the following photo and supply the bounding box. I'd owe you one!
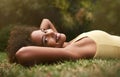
[40,19,58,32]
[15,46,79,66]
[15,37,96,66]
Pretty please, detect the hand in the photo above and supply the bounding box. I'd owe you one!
[40,19,58,32]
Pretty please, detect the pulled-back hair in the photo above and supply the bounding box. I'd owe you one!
[6,26,38,63]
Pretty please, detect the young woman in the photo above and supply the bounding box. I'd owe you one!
[7,19,120,66]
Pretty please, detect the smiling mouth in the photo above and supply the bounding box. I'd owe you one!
[56,33,61,42]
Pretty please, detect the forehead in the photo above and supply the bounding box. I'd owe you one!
[31,30,44,45]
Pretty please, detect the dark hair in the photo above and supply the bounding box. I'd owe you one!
[6,26,38,63]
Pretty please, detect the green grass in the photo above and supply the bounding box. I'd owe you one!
[0,52,120,77]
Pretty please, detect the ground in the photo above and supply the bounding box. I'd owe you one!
[0,52,120,77]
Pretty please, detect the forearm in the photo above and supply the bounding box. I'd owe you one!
[15,46,77,66]
[40,19,58,32]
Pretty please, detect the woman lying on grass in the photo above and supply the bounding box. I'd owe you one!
[7,19,120,66]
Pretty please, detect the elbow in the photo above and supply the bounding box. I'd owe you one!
[15,47,33,66]
[42,18,50,23]
[16,47,27,60]
[43,18,49,21]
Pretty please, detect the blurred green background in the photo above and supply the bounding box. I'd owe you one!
[0,0,120,51]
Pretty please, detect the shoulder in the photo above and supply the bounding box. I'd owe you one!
[70,36,96,46]
[65,37,96,58]
[87,30,108,34]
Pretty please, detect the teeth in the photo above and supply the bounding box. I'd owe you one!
[56,33,60,42]
[57,34,59,40]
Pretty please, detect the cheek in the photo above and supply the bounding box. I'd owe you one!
[47,40,56,47]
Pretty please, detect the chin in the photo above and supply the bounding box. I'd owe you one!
[61,33,66,42]
[56,33,66,48]
[59,34,66,47]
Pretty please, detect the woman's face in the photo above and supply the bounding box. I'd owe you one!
[31,29,66,48]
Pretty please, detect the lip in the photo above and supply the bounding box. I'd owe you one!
[56,33,61,42]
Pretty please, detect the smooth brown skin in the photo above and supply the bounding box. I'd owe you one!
[15,19,96,66]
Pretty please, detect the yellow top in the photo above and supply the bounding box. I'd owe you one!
[71,30,120,59]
